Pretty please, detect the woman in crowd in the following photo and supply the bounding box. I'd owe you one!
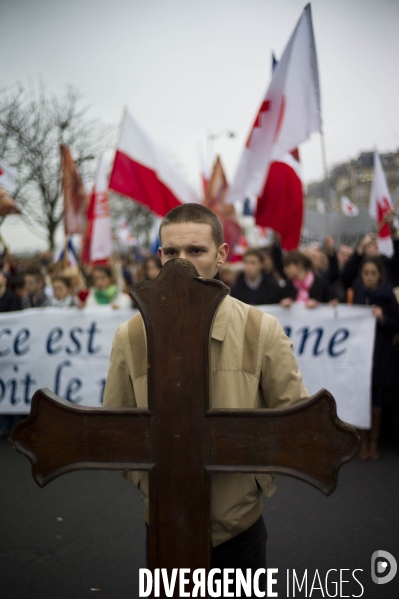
[136,255,162,281]
[352,257,399,460]
[51,275,78,308]
[280,250,334,308]
[85,265,132,309]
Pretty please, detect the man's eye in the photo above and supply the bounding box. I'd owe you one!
[192,249,203,255]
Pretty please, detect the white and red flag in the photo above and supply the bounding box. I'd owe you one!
[82,154,112,264]
[227,3,321,205]
[341,196,359,217]
[256,149,303,250]
[61,145,89,235]
[109,110,198,217]
[369,150,394,257]
[0,158,17,195]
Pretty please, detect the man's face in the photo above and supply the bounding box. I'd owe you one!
[309,248,328,272]
[337,245,353,269]
[243,256,263,281]
[159,222,228,279]
[93,270,112,291]
[25,274,42,297]
[364,237,380,257]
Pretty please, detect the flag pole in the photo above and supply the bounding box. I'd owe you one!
[60,145,69,268]
[320,131,330,236]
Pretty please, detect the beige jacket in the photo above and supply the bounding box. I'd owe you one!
[103,295,308,546]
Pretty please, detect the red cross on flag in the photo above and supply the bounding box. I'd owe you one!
[369,150,394,257]
[227,3,322,204]
[341,196,359,217]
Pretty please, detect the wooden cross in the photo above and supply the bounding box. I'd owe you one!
[12,259,358,589]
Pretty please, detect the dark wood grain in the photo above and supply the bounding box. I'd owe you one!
[12,388,152,487]
[132,259,228,573]
[207,390,358,495]
[12,258,360,597]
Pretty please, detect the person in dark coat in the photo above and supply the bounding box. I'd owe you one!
[0,270,22,312]
[353,256,399,460]
[230,249,282,305]
[280,250,336,308]
[22,265,51,309]
[342,212,399,290]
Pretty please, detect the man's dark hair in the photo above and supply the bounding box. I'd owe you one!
[159,204,224,248]
[10,273,25,292]
[53,275,73,290]
[283,250,313,271]
[25,264,45,284]
[243,249,263,262]
[360,256,386,281]
[92,265,115,282]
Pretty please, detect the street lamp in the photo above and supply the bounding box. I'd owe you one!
[206,129,237,170]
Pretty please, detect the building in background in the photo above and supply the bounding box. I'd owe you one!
[306,149,399,211]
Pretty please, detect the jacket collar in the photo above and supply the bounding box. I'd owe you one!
[211,294,232,341]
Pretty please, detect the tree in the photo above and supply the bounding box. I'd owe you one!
[0,80,113,249]
[109,192,156,249]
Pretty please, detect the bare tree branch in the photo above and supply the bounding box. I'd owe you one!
[0,79,115,248]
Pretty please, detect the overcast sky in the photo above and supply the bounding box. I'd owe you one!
[1,0,399,252]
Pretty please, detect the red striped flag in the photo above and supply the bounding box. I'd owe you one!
[109,110,198,216]
[82,154,112,264]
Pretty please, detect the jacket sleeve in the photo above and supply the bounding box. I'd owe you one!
[385,238,399,282]
[327,253,340,284]
[341,251,362,289]
[103,325,143,487]
[103,325,137,408]
[259,315,309,409]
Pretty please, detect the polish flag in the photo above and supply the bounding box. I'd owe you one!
[369,150,394,257]
[203,156,241,257]
[82,154,112,264]
[341,196,359,217]
[0,158,17,194]
[227,3,321,205]
[256,149,303,251]
[109,110,198,217]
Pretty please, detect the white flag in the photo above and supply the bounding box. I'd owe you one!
[84,154,113,263]
[0,158,17,194]
[369,150,393,257]
[227,3,321,204]
[341,196,359,217]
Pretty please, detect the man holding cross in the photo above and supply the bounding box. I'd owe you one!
[103,203,309,590]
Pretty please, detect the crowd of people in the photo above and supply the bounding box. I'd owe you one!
[1,216,399,458]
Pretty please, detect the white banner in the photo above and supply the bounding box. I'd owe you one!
[0,305,375,428]
[261,304,374,428]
